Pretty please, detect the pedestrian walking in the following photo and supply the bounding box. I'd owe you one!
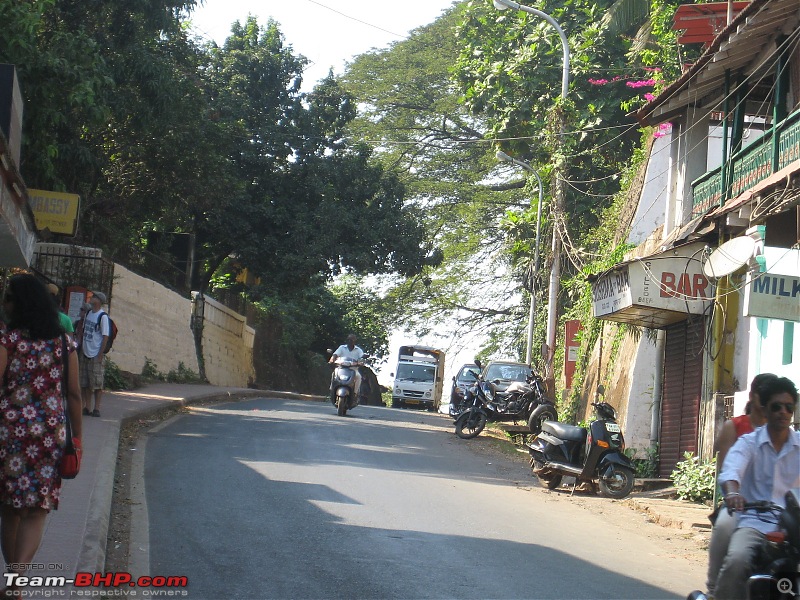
[0,274,82,594]
[45,283,74,336]
[79,292,109,418]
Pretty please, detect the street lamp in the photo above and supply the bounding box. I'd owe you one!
[493,0,570,389]
[495,150,543,367]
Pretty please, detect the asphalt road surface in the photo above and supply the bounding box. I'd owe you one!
[138,398,704,599]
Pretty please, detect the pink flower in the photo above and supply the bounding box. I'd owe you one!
[644,93,656,102]
[626,79,656,88]
[588,78,609,85]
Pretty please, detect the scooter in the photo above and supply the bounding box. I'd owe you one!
[528,401,636,499]
[687,492,800,600]
[328,353,367,417]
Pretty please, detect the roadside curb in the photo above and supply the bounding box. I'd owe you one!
[79,388,321,576]
[625,496,713,531]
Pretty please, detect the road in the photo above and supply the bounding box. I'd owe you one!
[134,397,705,599]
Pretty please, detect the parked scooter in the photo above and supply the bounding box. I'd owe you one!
[453,363,557,439]
[328,351,368,417]
[528,401,635,499]
[687,492,800,600]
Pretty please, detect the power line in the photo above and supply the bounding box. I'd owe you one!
[303,0,406,39]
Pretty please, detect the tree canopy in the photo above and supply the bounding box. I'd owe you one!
[1,1,436,359]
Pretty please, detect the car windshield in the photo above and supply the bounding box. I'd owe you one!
[484,364,529,382]
[395,363,435,383]
[457,366,480,382]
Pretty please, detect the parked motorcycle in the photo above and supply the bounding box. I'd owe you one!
[328,352,368,417]
[528,401,635,499]
[687,492,800,600]
[453,363,557,439]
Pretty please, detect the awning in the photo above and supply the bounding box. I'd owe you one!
[589,242,713,329]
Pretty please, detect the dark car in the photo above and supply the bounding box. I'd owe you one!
[480,360,531,394]
[450,363,480,406]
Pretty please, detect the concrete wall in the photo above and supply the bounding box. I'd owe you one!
[108,264,199,376]
[109,265,254,387]
[194,293,255,388]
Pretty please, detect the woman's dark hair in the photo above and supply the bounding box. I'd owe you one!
[758,376,799,407]
[5,274,64,340]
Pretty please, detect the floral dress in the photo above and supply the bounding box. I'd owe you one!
[0,330,71,510]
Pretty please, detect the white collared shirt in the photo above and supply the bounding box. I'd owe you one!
[333,344,363,362]
[719,425,800,534]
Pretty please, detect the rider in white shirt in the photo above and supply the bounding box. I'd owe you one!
[330,334,364,396]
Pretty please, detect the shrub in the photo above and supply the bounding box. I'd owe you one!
[141,357,163,381]
[671,451,716,503]
[624,445,659,478]
[104,358,130,391]
[166,362,205,384]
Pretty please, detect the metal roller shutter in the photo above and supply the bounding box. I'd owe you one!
[658,318,705,477]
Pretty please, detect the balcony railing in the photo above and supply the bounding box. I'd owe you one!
[691,108,800,216]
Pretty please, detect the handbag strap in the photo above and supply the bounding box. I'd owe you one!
[61,335,74,449]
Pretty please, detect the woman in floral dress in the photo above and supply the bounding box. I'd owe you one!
[0,274,82,585]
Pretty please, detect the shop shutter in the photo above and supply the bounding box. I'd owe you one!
[658,318,705,477]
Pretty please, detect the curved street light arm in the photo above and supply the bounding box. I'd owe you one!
[492,0,570,100]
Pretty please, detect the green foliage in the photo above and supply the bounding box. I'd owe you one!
[104,358,130,391]
[625,446,659,478]
[140,357,204,383]
[166,362,205,384]
[141,357,162,381]
[671,452,716,503]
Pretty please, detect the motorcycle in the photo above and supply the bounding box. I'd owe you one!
[453,364,557,440]
[328,352,368,417]
[688,492,800,600]
[527,401,635,499]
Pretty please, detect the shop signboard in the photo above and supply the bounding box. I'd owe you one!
[744,272,800,322]
[28,189,80,236]
[591,243,712,323]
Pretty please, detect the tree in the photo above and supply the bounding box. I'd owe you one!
[340,3,535,354]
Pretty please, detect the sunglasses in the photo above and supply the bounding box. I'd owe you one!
[769,402,796,414]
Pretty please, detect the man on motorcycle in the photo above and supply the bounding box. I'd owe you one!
[715,376,799,600]
[705,374,773,598]
[329,334,364,398]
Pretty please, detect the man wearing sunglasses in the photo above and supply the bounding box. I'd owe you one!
[715,376,799,600]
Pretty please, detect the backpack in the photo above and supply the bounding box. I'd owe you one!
[96,311,118,353]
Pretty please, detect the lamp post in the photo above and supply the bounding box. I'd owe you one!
[495,150,543,367]
[493,0,569,389]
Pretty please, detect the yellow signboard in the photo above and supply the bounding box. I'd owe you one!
[27,189,80,236]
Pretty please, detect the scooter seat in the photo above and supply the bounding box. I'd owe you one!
[542,421,586,442]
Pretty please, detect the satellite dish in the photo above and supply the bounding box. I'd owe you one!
[703,236,756,279]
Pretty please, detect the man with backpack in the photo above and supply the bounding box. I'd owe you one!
[80,291,110,417]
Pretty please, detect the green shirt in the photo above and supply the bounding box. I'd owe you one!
[58,311,74,333]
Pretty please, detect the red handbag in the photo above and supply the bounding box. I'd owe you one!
[59,335,82,479]
[60,437,81,479]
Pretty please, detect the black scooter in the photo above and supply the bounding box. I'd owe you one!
[528,401,635,499]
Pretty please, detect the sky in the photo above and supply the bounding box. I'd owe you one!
[188,0,458,90]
